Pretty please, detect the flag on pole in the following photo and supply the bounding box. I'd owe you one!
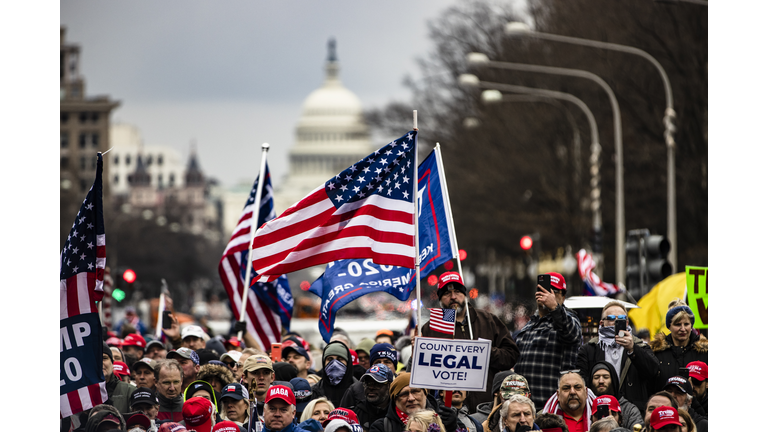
[250,131,418,282]
[577,249,624,296]
[428,308,456,335]
[308,148,456,342]
[60,153,108,418]
[219,164,294,351]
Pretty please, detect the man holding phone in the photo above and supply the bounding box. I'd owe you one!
[576,301,659,413]
[514,272,582,409]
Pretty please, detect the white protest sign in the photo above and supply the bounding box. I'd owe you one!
[410,337,491,392]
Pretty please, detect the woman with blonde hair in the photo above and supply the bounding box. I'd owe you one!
[650,299,708,391]
[300,397,335,424]
[677,409,697,432]
[405,409,445,432]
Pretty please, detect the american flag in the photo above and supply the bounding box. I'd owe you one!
[60,153,108,417]
[429,308,456,335]
[251,131,418,282]
[218,164,293,351]
[577,249,624,296]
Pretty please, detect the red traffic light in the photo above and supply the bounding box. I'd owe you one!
[427,275,439,286]
[520,235,533,251]
[458,249,467,261]
[122,269,136,284]
[444,261,454,270]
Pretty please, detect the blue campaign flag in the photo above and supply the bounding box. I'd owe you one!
[309,149,457,342]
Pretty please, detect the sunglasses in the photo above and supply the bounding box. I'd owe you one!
[602,315,627,321]
[560,369,580,375]
[225,362,241,369]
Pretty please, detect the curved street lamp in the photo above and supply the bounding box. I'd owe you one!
[505,21,679,273]
[466,53,626,284]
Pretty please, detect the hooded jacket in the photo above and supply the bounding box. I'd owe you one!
[157,391,184,422]
[342,381,389,431]
[420,304,520,413]
[576,332,658,413]
[369,392,458,432]
[649,331,708,393]
[469,401,492,425]
[584,360,643,430]
[84,405,127,432]
[310,340,359,408]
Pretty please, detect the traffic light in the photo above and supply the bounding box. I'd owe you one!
[625,234,642,298]
[520,235,533,251]
[646,235,672,287]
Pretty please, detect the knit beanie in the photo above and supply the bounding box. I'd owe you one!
[356,338,376,355]
[103,342,114,363]
[666,305,695,329]
[324,342,350,363]
[389,372,424,400]
[491,370,515,394]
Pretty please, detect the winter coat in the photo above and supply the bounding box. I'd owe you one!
[577,336,659,412]
[105,372,135,415]
[456,405,483,432]
[370,393,458,432]
[343,381,390,432]
[340,380,366,409]
[580,360,643,430]
[84,406,127,432]
[514,305,581,409]
[649,331,708,393]
[691,390,708,417]
[469,401,492,425]
[265,418,323,432]
[480,400,502,432]
[157,392,184,422]
[420,305,520,413]
[310,340,359,408]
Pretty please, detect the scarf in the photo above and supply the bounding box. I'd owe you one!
[395,406,410,426]
[597,326,623,376]
[542,388,596,430]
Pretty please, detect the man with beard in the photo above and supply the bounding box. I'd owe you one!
[369,373,457,432]
[420,272,519,413]
[587,361,643,429]
[662,377,708,432]
[122,333,147,369]
[347,365,394,431]
[541,371,591,432]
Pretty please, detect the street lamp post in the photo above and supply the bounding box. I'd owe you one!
[459,76,606,273]
[505,21,678,274]
[466,53,627,285]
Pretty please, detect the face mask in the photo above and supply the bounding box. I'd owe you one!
[128,428,145,432]
[598,326,616,338]
[325,359,347,385]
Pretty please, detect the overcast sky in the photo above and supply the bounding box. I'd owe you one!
[59,1,497,189]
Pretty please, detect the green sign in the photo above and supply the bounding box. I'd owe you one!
[685,266,708,329]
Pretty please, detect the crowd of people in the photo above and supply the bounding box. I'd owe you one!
[61,272,708,432]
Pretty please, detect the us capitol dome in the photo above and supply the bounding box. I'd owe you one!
[274,39,373,213]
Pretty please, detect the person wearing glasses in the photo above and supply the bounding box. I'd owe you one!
[221,350,243,381]
[369,373,458,432]
[576,301,659,413]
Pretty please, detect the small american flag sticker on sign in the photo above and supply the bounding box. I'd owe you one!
[429,308,456,334]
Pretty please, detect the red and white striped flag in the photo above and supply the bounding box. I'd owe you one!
[429,308,456,335]
[250,131,418,282]
[60,153,108,418]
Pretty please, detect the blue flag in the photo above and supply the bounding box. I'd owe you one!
[309,149,457,342]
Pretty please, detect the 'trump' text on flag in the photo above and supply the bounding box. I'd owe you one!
[250,131,418,281]
[60,153,108,418]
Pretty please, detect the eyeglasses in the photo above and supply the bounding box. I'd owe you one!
[396,388,424,399]
[602,315,627,321]
[225,362,241,369]
[560,369,580,375]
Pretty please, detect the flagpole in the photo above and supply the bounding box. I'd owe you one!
[413,111,422,337]
[156,278,168,339]
[238,143,270,342]
[435,143,473,340]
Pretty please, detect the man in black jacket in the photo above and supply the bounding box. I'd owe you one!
[370,373,457,432]
[420,272,519,413]
[587,361,643,429]
[348,365,394,431]
[576,301,658,412]
[310,340,358,408]
[686,361,708,417]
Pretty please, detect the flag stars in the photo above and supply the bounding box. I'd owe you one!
[80,253,87,260]
[377,185,384,193]
[379,158,388,165]
[367,158,375,164]
[345,175,353,182]
[73,266,79,272]
[357,192,365,198]
[353,186,361,193]
[403,190,410,199]
[328,183,336,190]
[363,166,370,174]
[87,242,94,249]
[395,182,402,189]
[72,247,79,254]
[87,263,94,270]
[85,203,94,210]
[87,223,94,230]
[385,150,393,156]
[335,195,344,202]
[387,188,393,196]
[357,176,366,183]
[402,142,409,149]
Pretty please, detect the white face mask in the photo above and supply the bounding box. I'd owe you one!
[128,428,145,432]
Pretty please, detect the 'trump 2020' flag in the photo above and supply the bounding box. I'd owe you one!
[309,148,457,342]
[60,153,108,418]
[219,164,294,351]
[251,131,418,282]
[429,308,456,334]
[577,249,624,296]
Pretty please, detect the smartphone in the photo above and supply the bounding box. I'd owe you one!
[614,318,627,334]
[270,343,282,362]
[537,274,552,292]
[162,310,173,329]
[596,404,610,419]
[678,367,689,379]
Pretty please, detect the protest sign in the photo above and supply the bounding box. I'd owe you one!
[410,337,491,391]
[686,266,708,329]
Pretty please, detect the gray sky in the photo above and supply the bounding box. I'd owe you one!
[60,1,472,189]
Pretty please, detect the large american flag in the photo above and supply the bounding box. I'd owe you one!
[60,153,108,417]
[429,308,456,335]
[251,131,418,282]
[577,249,624,296]
[218,164,293,351]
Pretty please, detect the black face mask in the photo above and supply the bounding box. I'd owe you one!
[514,424,532,432]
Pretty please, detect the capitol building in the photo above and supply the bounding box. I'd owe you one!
[273,39,373,214]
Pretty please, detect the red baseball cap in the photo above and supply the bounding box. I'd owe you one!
[265,385,296,406]
[590,395,621,415]
[437,272,467,298]
[322,408,360,427]
[123,333,147,349]
[350,350,359,365]
[213,421,241,432]
[112,361,131,377]
[650,406,682,429]
[183,397,215,432]
[126,413,152,430]
[547,272,566,290]
[687,361,708,380]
